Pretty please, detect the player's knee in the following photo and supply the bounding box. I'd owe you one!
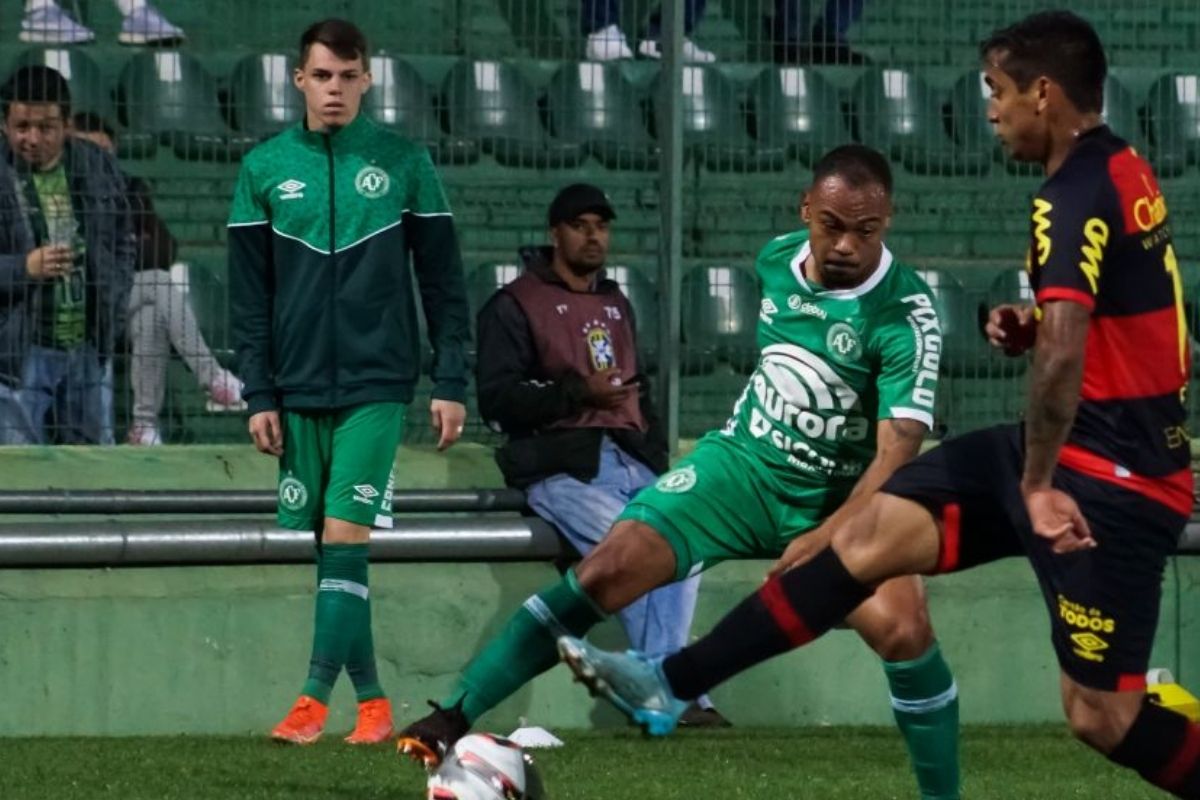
[575,522,670,612]
[830,495,886,558]
[870,607,934,662]
[1062,683,1138,754]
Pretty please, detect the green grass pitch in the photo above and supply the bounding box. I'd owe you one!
[2,726,1169,799]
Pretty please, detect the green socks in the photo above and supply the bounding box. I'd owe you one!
[884,641,961,800]
[301,544,380,703]
[445,569,606,723]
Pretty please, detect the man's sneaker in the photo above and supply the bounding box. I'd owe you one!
[396,698,470,767]
[678,703,733,728]
[637,37,717,64]
[557,636,688,736]
[585,24,633,61]
[345,697,395,745]
[118,4,185,45]
[126,423,162,446]
[205,369,246,412]
[270,695,328,745]
[19,4,96,44]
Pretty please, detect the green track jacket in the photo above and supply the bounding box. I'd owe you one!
[227,114,469,415]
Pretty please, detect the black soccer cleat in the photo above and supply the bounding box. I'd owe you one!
[396,698,470,767]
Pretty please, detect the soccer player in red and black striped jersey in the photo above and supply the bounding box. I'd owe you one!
[558,11,1200,797]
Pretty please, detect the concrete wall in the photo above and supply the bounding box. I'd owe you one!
[1,445,1197,735]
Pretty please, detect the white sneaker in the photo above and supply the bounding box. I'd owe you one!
[126,423,163,446]
[118,4,185,45]
[637,38,717,64]
[19,4,96,44]
[586,24,633,61]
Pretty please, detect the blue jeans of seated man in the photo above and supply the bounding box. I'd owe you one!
[527,437,711,706]
[0,344,114,444]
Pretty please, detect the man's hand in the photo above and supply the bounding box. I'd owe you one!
[1022,485,1096,554]
[248,410,283,456]
[26,245,74,280]
[768,525,833,578]
[431,399,467,451]
[985,303,1037,356]
[582,368,637,410]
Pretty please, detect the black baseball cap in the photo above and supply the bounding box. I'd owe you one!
[547,183,616,227]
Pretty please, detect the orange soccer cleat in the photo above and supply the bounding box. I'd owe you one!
[270,695,328,745]
[344,697,395,745]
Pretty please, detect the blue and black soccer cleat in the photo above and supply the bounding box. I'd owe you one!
[557,636,689,736]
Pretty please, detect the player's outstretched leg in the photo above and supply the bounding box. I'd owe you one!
[561,493,941,727]
[398,520,676,765]
[848,576,959,800]
[1072,675,1200,798]
[558,636,688,735]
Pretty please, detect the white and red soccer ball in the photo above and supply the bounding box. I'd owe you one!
[426,733,546,800]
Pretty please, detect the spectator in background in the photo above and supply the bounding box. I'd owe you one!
[773,0,869,64]
[0,66,134,444]
[72,112,243,446]
[583,0,716,63]
[20,0,183,45]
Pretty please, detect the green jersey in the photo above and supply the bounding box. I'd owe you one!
[717,229,941,488]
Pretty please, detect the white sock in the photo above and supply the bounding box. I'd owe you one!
[25,0,56,13]
[114,0,147,16]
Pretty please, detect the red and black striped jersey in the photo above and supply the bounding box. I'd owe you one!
[1028,126,1192,516]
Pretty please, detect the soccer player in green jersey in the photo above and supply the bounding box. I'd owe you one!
[228,19,471,745]
[400,144,959,799]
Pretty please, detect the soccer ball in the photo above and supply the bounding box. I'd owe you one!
[426,733,546,800]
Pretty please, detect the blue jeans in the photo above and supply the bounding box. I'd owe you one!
[527,438,704,661]
[0,344,114,445]
[775,0,865,43]
[581,0,707,36]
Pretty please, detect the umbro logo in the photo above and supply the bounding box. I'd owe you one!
[277,179,306,200]
[352,484,379,504]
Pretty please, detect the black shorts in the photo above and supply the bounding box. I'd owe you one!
[881,424,1187,692]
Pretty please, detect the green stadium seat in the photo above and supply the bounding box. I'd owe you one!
[949,70,1000,164]
[657,65,785,172]
[681,264,758,374]
[606,264,659,372]
[751,66,846,167]
[856,67,989,176]
[546,62,658,170]
[227,53,303,140]
[117,51,255,161]
[364,56,478,165]
[467,261,522,317]
[11,47,110,119]
[444,60,583,168]
[1147,73,1200,177]
[10,47,156,159]
[915,268,994,378]
[1102,75,1147,154]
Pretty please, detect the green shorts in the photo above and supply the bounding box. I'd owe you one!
[277,402,406,532]
[617,435,850,581]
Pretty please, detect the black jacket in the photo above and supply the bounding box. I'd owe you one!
[0,138,134,382]
[476,246,668,489]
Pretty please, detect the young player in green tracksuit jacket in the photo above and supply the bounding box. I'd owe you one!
[227,18,470,745]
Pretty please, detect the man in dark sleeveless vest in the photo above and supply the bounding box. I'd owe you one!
[456,183,726,731]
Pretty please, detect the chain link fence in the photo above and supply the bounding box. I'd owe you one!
[0,0,1196,446]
